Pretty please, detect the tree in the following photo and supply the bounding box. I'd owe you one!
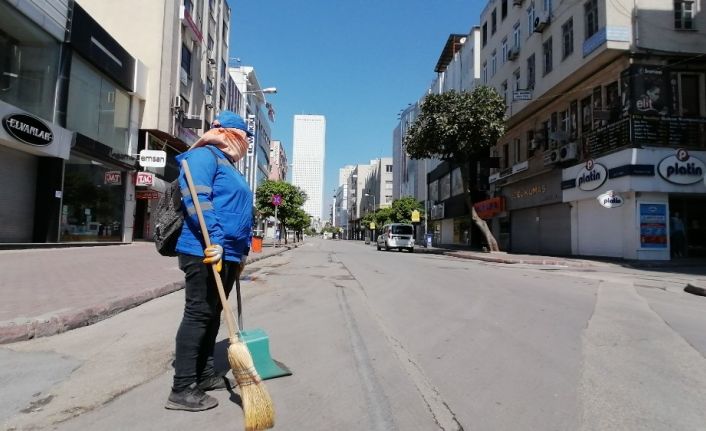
[285,208,311,242]
[255,180,307,244]
[390,196,425,224]
[404,87,505,251]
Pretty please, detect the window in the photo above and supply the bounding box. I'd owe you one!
[542,120,550,150]
[0,1,61,121]
[513,22,521,48]
[483,62,488,83]
[527,54,535,88]
[502,38,508,64]
[206,78,214,95]
[584,0,599,39]
[385,164,393,172]
[429,180,438,202]
[482,22,488,46]
[491,50,497,76]
[542,37,553,75]
[560,109,569,134]
[581,96,592,132]
[184,0,193,15]
[220,59,226,80]
[680,74,702,116]
[451,168,464,196]
[492,9,497,34]
[513,68,521,91]
[181,43,192,80]
[207,36,214,53]
[502,0,508,19]
[675,1,694,30]
[527,3,536,35]
[526,129,535,157]
[501,80,508,106]
[440,174,451,201]
[543,0,552,12]
[513,138,521,163]
[562,18,574,59]
[503,143,510,168]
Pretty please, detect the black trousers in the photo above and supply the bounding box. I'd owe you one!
[173,254,237,391]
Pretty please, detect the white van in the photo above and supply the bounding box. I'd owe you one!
[377,223,415,252]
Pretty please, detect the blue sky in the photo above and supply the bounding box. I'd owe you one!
[227,0,482,214]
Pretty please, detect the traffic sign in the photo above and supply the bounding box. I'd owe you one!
[272,194,282,206]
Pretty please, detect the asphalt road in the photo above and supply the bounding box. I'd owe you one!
[3,239,706,430]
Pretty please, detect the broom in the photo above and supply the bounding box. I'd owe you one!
[181,158,275,430]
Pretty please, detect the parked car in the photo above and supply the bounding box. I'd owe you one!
[377,223,415,252]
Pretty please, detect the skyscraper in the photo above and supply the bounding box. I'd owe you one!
[292,115,326,221]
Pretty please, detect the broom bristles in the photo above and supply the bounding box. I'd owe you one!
[228,341,275,431]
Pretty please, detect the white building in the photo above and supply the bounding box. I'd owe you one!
[479,0,706,260]
[269,140,288,181]
[292,115,326,221]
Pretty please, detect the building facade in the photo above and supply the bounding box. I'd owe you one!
[292,114,326,221]
[268,140,288,181]
[0,0,154,244]
[79,0,232,241]
[481,0,706,260]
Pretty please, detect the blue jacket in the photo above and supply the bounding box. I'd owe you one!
[175,146,252,262]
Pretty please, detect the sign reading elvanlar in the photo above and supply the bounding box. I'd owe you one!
[139,150,167,168]
[597,190,624,208]
[658,148,705,185]
[2,113,53,146]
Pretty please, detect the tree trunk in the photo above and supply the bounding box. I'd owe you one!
[281,222,288,244]
[460,161,499,252]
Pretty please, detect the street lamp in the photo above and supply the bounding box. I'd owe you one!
[243,87,278,95]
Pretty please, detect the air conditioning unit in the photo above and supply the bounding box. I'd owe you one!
[558,142,579,162]
[529,139,539,150]
[507,46,520,61]
[204,94,213,109]
[512,0,523,6]
[534,12,550,32]
[543,148,560,166]
[173,96,183,110]
[207,49,216,65]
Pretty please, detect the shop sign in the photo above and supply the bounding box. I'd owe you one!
[411,210,420,223]
[104,171,122,185]
[657,148,705,185]
[639,203,668,249]
[576,159,608,191]
[136,190,159,200]
[597,190,624,208]
[135,172,155,187]
[474,197,505,219]
[511,184,547,199]
[2,113,54,146]
[139,150,167,168]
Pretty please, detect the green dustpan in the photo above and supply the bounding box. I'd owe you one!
[235,276,292,380]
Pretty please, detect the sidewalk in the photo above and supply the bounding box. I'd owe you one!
[0,242,296,344]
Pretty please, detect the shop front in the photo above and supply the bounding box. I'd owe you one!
[500,171,571,255]
[0,101,73,243]
[562,147,706,260]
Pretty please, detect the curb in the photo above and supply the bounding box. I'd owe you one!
[685,283,706,297]
[444,251,595,268]
[0,244,299,345]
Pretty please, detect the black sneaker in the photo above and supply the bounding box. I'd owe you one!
[165,383,218,412]
[197,374,235,391]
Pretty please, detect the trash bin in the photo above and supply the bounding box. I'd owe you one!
[252,235,263,253]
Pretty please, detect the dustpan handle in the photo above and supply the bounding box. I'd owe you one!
[181,159,240,340]
[236,275,243,330]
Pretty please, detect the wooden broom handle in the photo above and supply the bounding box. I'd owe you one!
[181,159,240,340]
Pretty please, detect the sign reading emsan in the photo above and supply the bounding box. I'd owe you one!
[658,148,705,185]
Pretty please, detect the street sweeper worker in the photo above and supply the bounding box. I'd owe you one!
[166,111,253,412]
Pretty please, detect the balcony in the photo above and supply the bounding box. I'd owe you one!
[585,115,706,157]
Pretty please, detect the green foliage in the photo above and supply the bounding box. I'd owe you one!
[255,180,307,231]
[390,196,425,224]
[404,87,506,164]
[285,207,311,232]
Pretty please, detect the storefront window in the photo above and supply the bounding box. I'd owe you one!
[440,173,451,201]
[453,218,472,245]
[67,56,130,153]
[451,168,464,196]
[0,2,60,121]
[61,153,125,242]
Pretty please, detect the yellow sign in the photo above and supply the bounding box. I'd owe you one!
[411,210,420,223]
[370,222,376,229]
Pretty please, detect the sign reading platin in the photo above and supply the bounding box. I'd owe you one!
[576,159,608,191]
[658,148,705,185]
[597,190,624,208]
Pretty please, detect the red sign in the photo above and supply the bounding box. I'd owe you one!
[104,171,122,185]
[135,172,155,187]
[136,191,159,200]
[473,197,505,219]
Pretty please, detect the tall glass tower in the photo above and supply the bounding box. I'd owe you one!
[292,115,326,222]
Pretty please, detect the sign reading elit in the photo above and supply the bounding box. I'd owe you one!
[2,113,54,146]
